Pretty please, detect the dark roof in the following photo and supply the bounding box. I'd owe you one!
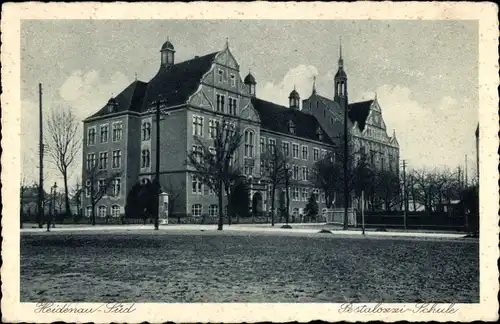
[244,72,256,84]
[86,80,148,120]
[161,40,175,51]
[251,97,333,145]
[348,100,373,131]
[289,89,300,99]
[140,51,218,110]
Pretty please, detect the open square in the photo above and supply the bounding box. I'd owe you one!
[21,230,479,303]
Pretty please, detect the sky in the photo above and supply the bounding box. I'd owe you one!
[20,20,478,189]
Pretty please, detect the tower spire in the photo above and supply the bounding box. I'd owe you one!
[338,36,344,68]
[225,37,229,49]
[312,76,317,94]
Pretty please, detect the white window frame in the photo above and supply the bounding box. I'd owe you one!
[218,69,224,83]
[98,205,107,218]
[142,122,151,141]
[100,124,109,143]
[292,143,299,159]
[112,178,121,197]
[85,180,91,198]
[112,121,123,142]
[313,147,320,161]
[282,141,290,157]
[86,206,92,217]
[268,138,276,154]
[111,205,120,218]
[244,129,255,158]
[112,150,121,169]
[260,136,266,154]
[208,204,219,217]
[192,174,203,194]
[192,204,202,217]
[99,151,108,170]
[230,73,236,87]
[192,115,204,137]
[301,145,309,160]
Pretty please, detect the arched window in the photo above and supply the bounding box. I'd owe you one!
[208,204,218,217]
[191,204,202,217]
[244,129,254,157]
[98,206,107,218]
[141,150,150,168]
[142,122,151,141]
[86,206,92,218]
[111,205,120,218]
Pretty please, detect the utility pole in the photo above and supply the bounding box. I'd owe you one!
[343,96,349,230]
[402,159,407,230]
[465,154,468,188]
[37,83,44,229]
[154,98,161,230]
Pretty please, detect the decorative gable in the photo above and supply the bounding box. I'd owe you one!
[240,103,260,123]
[187,85,214,110]
[214,47,239,70]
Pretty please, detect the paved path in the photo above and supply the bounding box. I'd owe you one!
[21,223,469,239]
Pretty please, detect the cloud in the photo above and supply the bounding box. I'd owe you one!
[255,65,477,173]
[21,70,132,189]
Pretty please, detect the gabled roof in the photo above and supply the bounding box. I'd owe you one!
[251,97,334,145]
[86,80,148,120]
[348,100,373,131]
[141,52,218,110]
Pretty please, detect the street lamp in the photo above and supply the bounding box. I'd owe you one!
[153,96,170,230]
[48,182,57,232]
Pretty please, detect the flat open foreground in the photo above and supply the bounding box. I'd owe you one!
[21,230,479,303]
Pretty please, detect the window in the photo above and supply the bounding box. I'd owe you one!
[260,137,266,154]
[216,94,225,113]
[292,143,299,159]
[321,191,326,203]
[321,149,327,158]
[86,206,92,217]
[244,130,255,157]
[112,178,121,197]
[111,205,120,218]
[282,142,290,157]
[224,122,235,138]
[112,150,121,168]
[99,206,107,218]
[230,74,236,87]
[99,152,108,170]
[292,208,299,217]
[301,188,309,201]
[302,145,309,160]
[268,138,276,154]
[192,204,202,217]
[244,166,253,176]
[218,69,224,83]
[192,145,203,163]
[192,116,204,136]
[97,179,105,195]
[288,121,295,134]
[209,204,218,217]
[292,187,300,201]
[85,180,91,198]
[142,122,151,141]
[209,119,219,139]
[112,122,123,142]
[301,166,309,181]
[100,124,109,143]
[293,165,299,180]
[317,127,324,141]
[86,153,96,169]
[228,98,238,115]
[260,160,266,176]
[192,175,203,194]
[87,127,96,145]
[313,148,320,161]
[141,149,150,168]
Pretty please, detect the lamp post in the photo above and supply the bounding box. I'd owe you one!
[153,96,169,230]
[48,182,57,232]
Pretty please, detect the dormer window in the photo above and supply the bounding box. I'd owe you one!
[107,98,118,113]
[288,121,296,134]
[316,127,324,141]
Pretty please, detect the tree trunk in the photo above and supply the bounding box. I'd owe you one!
[270,183,276,226]
[225,186,232,226]
[63,172,70,224]
[217,182,224,230]
[285,183,290,225]
[91,202,96,225]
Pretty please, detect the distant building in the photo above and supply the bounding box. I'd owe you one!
[82,39,399,220]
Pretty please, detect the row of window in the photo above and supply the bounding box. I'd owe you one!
[84,178,121,198]
[260,137,328,161]
[192,203,220,217]
[86,150,122,170]
[85,205,121,218]
[193,116,237,138]
[87,122,123,146]
[215,94,238,115]
[291,187,325,202]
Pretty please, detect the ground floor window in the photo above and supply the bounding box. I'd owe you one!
[99,205,107,218]
[86,206,92,217]
[111,205,120,218]
[208,204,218,217]
[292,208,299,217]
[192,204,202,217]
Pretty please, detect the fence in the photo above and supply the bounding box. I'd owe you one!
[356,211,468,231]
[325,208,357,226]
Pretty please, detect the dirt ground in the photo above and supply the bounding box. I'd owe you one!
[20,230,479,303]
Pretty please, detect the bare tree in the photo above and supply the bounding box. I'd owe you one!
[45,107,81,221]
[84,163,122,225]
[187,119,243,230]
[261,147,290,226]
